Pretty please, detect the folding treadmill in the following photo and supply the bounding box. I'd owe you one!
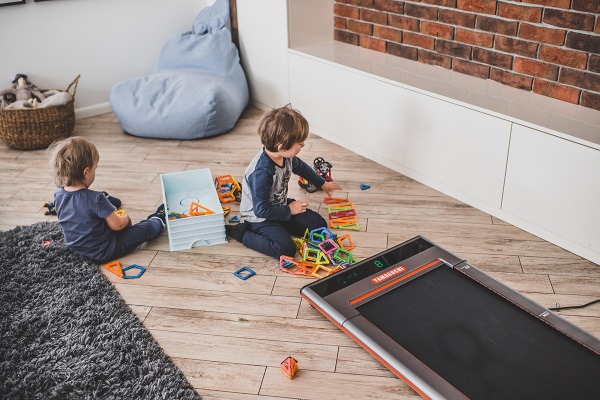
[300,236,600,400]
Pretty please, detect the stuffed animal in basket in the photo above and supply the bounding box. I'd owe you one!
[0,73,46,107]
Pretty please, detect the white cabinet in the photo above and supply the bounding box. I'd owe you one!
[377,84,511,208]
[289,52,511,209]
[502,125,600,258]
[289,54,380,155]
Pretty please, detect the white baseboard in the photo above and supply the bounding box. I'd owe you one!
[75,102,112,120]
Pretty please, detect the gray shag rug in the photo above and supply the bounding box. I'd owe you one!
[0,222,200,400]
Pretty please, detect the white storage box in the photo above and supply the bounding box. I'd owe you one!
[160,168,226,251]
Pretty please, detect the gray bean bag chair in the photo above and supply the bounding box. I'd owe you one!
[110,0,249,139]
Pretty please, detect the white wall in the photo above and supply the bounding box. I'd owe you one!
[236,0,289,110]
[0,0,208,118]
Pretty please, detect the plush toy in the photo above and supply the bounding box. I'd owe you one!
[0,73,46,107]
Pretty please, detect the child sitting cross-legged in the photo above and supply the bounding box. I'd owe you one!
[48,136,165,264]
[226,105,342,259]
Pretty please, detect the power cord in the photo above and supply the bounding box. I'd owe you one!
[549,299,600,311]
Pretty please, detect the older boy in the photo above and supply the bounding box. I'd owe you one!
[226,105,342,258]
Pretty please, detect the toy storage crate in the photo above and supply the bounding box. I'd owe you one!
[160,168,226,251]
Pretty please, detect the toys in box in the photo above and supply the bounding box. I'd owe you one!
[160,168,226,251]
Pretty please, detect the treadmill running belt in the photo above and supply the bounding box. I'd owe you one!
[357,266,600,399]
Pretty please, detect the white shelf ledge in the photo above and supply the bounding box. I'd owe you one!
[289,40,600,150]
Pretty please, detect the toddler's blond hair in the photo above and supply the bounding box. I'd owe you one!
[48,136,99,187]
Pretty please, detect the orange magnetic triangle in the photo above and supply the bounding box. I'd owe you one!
[105,260,123,278]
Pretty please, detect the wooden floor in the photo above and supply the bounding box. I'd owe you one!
[1,107,599,399]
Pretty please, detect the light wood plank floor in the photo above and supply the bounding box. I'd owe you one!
[1,107,599,399]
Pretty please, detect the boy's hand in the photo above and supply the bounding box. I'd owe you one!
[106,210,132,231]
[289,199,309,215]
[321,181,342,197]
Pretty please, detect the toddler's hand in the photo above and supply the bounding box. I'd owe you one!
[321,181,342,197]
[289,199,309,215]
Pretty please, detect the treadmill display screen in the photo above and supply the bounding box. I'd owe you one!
[357,265,600,399]
[309,238,434,298]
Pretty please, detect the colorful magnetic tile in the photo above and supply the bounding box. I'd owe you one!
[330,216,359,228]
[303,247,321,263]
[104,260,123,278]
[333,248,354,263]
[122,264,147,279]
[228,215,240,223]
[311,264,332,279]
[327,203,355,213]
[332,222,360,231]
[318,238,338,255]
[281,356,298,379]
[115,209,125,217]
[233,266,256,280]
[324,197,349,204]
[360,183,371,190]
[329,209,356,219]
[336,234,355,251]
[189,202,215,216]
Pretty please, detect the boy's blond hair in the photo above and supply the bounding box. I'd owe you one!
[258,105,309,152]
[48,136,99,187]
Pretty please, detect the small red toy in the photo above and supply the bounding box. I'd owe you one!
[280,356,298,379]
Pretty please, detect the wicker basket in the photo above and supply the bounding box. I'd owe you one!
[0,75,80,150]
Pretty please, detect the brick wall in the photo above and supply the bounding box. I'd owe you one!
[334,0,600,111]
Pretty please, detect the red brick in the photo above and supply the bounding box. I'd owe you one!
[388,42,419,61]
[559,68,600,92]
[543,9,595,32]
[519,24,566,46]
[439,9,476,28]
[490,69,533,90]
[404,32,436,50]
[373,0,404,14]
[418,49,453,68]
[520,0,571,9]
[420,21,455,40]
[361,9,388,25]
[570,0,599,13]
[334,29,359,46]
[347,0,374,7]
[538,46,588,70]
[348,20,373,36]
[374,25,403,42]
[473,48,513,69]
[435,39,472,58]
[457,0,496,15]
[581,91,600,111]
[360,36,387,52]
[514,58,559,80]
[453,58,490,79]
[334,17,347,30]
[533,80,581,104]
[334,4,360,19]
[590,55,600,74]
[421,0,457,6]
[497,2,542,23]
[389,15,420,32]
[405,3,439,21]
[476,15,518,36]
[495,36,538,58]
[455,28,493,47]
[596,18,600,35]
[566,32,600,54]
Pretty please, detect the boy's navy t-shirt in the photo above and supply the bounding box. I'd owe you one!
[54,188,117,261]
